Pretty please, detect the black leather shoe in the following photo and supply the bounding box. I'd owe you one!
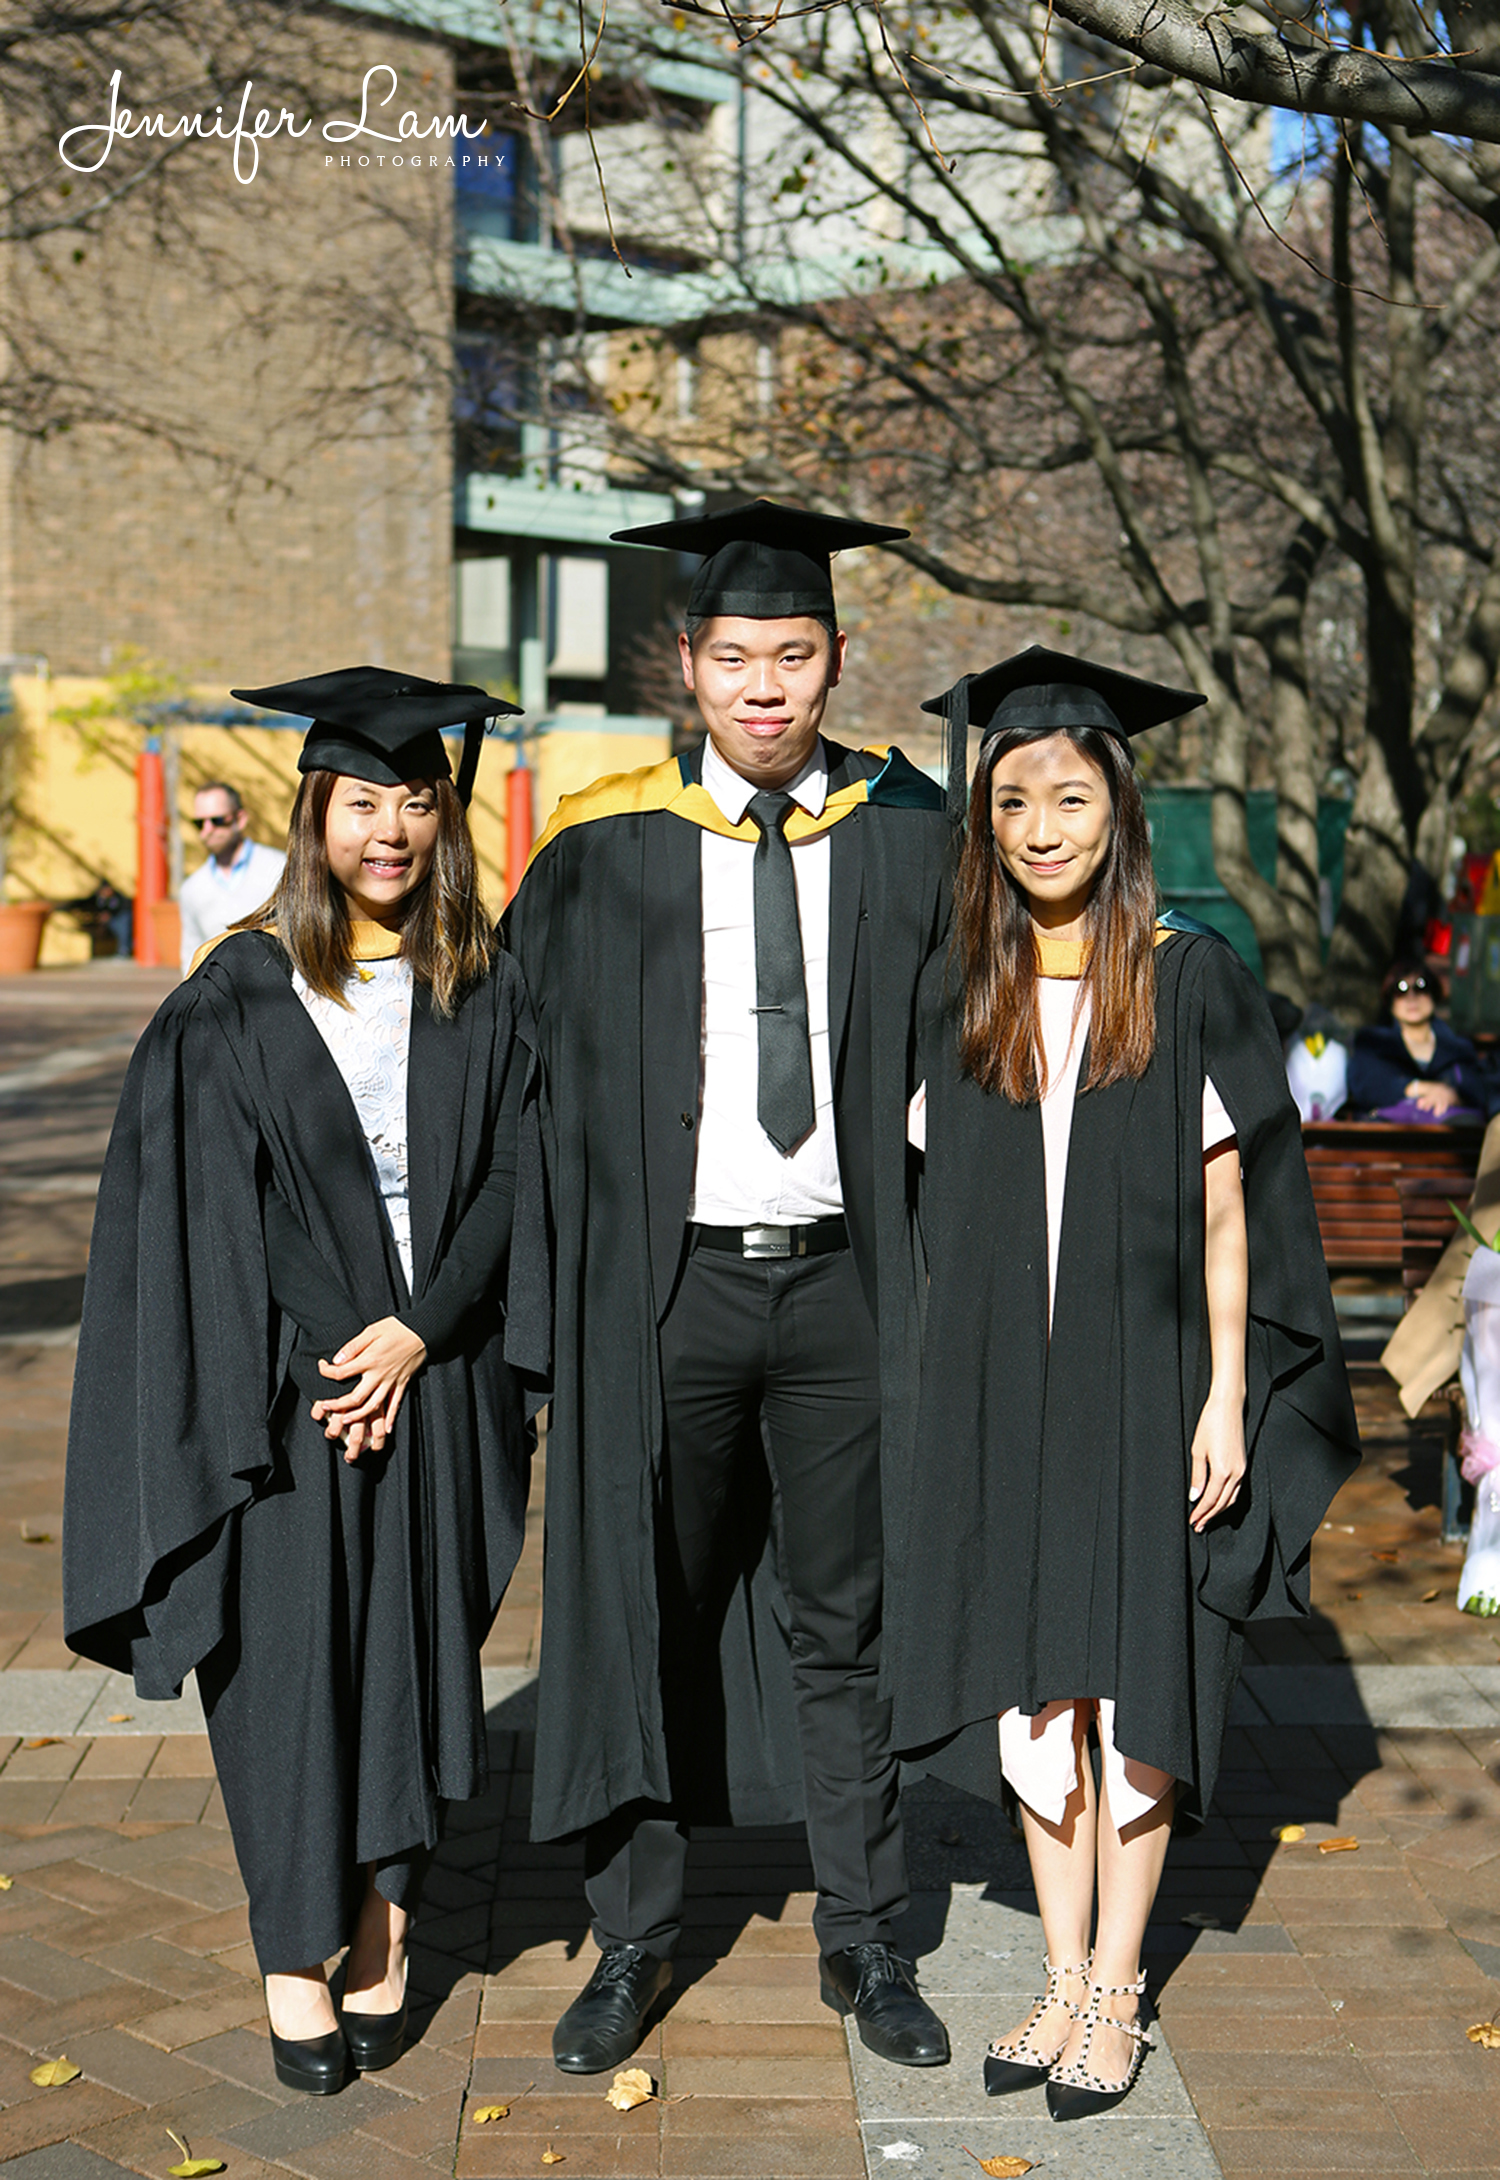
[269,2024,350,2094]
[820,1944,950,2067]
[552,1944,672,2074]
[342,1991,407,2072]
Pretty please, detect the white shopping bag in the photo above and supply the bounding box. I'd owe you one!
[1459,1246,1500,1616]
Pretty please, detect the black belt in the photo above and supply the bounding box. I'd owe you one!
[692,1216,848,1260]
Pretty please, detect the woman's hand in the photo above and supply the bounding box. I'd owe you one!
[311,1318,427,1463]
[1407,1078,1461,1114]
[1189,1390,1247,1532]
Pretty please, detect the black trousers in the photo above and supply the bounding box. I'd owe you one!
[585,1239,907,1958]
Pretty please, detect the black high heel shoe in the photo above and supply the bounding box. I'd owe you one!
[268,2021,350,2095]
[982,1954,1088,2096]
[341,1987,408,2072]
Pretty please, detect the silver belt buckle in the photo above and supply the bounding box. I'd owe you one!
[742,1223,794,1258]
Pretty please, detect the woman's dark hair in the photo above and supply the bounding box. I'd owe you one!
[951,723,1158,1102]
[235,770,496,1016]
[1380,958,1441,1017]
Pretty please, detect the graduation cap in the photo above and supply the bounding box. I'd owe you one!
[229,665,521,807]
[921,645,1207,822]
[610,499,909,627]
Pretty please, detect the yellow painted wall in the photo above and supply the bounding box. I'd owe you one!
[4,677,670,968]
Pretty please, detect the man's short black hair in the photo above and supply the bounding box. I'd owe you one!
[684,611,838,645]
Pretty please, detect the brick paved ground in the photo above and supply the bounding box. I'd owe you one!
[4,966,1500,2178]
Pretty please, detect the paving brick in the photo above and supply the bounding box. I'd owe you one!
[279,2130,442,2178]
[0,2079,141,2162]
[121,1856,246,1911]
[46,1785,141,1828]
[143,1736,215,1779]
[358,2081,466,2155]
[123,1779,216,1826]
[59,2024,219,2104]
[157,1904,252,1954]
[85,1935,250,2000]
[0,2146,144,2177]
[457,2132,660,2178]
[218,2073,405,2159]
[0,1831,121,1877]
[74,2082,287,2166]
[126,1980,268,2050]
[72,1740,160,1783]
[1210,2126,1422,2172]
[0,1935,131,2002]
[0,1781,66,1824]
[3,1742,86,1781]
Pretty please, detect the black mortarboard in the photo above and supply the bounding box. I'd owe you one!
[921,645,1207,821]
[610,499,909,627]
[229,665,521,806]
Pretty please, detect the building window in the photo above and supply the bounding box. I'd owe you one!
[549,558,609,680]
[456,557,512,652]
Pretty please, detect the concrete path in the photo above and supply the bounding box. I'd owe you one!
[3,965,1500,2177]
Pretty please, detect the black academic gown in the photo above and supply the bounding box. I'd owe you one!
[885,930,1360,1827]
[63,933,547,1967]
[506,737,951,1843]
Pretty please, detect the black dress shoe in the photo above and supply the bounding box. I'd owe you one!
[269,2023,350,2094]
[341,1991,407,2072]
[820,1944,950,2067]
[552,1944,672,2074]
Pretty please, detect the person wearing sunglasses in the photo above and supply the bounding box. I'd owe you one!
[1347,961,1493,1123]
[177,782,287,974]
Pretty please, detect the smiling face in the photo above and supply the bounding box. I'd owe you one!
[679,616,848,790]
[990,731,1114,939]
[323,774,439,925]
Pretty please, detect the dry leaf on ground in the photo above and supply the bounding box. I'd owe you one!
[29,2057,81,2087]
[1370,1550,1400,1563]
[962,2153,1036,2176]
[1274,1823,1307,1842]
[22,1737,60,1750]
[21,1533,53,1545]
[0,1874,13,1890]
[471,2105,510,2124]
[106,1713,132,1723]
[1466,2016,1500,2048]
[1421,1588,1442,1602]
[165,2127,225,2175]
[1319,1836,1360,1854]
[1345,1591,1364,1601]
[541,2150,565,2166]
[605,2067,655,2111]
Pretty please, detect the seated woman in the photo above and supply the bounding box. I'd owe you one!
[64,668,547,2096]
[887,648,1360,2120]
[1347,962,1488,1123]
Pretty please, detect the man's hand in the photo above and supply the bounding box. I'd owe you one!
[311,1318,427,1463]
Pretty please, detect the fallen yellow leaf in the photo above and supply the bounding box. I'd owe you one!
[605,2066,655,2111]
[0,1874,13,1889]
[1370,1550,1400,1563]
[962,2154,1035,2177]
[471,2104,510,2124]
[106,1713,132,1724]
[1466,2018,1500,2048]
[1319,1836,1360,1853]
[22,1737,60,1750]
[29,2056,81,2087]
[165,2127,226,2174]
[541,2151,565,2166]
[1274,1823,1306,1842]
[21,1533,53,1545]
[1421,1588,1441,1603]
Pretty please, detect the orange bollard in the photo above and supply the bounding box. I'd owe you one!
[134,746,169,964]
[505,761,534,904]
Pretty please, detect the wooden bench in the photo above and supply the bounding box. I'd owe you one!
[1302,1120,1483,1279]
[1301,1123,1484,1542]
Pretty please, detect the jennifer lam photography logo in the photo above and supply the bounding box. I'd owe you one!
[57,63,491,186]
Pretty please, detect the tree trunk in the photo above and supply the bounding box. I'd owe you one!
[1321,732,1410,1019]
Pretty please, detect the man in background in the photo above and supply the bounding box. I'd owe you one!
[178,783,285,974]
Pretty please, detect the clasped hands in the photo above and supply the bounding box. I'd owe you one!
[1406,1078,1462,1115]
[310,1317,427,1463]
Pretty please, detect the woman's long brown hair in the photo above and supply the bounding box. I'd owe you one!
[952,723,1158,1102]
[235,769,497,1016]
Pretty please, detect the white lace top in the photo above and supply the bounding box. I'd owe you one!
[293,956,415,1286]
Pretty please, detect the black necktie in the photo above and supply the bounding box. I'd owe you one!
[746,790,815,1154]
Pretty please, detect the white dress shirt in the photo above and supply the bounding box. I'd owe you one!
[179,838,286,973]
[688,737,843,1226]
